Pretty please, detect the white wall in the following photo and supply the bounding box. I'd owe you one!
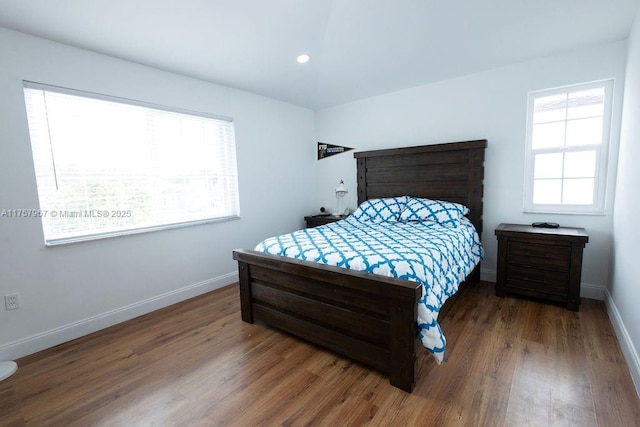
[315,40,628,297]
[609,6,640,396]
[1,22,636,376]
[0,27,317,360]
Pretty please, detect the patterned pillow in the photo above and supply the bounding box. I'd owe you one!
[350,196,408,223]
[400,197,469,226]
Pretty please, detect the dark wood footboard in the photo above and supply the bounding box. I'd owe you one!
[233,249,422,392]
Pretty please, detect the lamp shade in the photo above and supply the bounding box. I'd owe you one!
[335,180,348,197]
[333,180,348,216]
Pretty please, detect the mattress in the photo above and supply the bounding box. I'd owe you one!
[255,215,483,362]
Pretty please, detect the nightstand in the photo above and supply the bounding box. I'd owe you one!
[495,223,589,311]
[304,214,345,228]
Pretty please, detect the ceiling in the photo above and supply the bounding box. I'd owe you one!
[0,0,638,110]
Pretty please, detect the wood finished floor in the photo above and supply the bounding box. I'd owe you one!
[1,281,638,426]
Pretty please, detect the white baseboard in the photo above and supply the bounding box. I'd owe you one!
[604,288,640,399]
[580,282,606,300]
[0,272,238,361]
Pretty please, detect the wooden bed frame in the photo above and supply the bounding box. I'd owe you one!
[233,139,487,392]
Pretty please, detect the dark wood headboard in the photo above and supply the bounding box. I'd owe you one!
[354,139,487,235]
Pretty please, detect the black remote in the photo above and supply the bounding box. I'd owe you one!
[532,222,559,228]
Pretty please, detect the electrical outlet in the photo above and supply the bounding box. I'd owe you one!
[5,293,20,310]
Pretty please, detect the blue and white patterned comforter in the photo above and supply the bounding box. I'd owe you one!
[255,215,483,363]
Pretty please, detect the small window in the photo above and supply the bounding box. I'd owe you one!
[23,82,240,245]
[523,80,613,214]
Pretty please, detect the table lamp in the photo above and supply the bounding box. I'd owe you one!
[334,180,348,215]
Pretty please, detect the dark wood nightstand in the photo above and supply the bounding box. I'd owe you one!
[495,223,589,311]
[304,214,346,228]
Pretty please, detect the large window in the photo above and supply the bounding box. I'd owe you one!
[523,80,613,214]
[23,82,240,245]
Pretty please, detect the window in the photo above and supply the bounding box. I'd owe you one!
[23,82,240,245]
[523,80,613,214]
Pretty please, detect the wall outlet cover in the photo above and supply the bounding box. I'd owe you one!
[5,294,20,310]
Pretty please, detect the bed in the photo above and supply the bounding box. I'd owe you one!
[232,139,487,392]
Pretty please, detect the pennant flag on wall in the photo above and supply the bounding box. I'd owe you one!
[318,142,354,160]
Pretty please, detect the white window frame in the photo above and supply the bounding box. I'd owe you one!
[523,79,614,215]
[23,81,240,245]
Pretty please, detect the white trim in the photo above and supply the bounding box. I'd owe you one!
[604,288,640,399]
[580,282,605,300]
[45,215,240,246]
[0,272,238,361]
[523,79,614,215]
[23,80,233,122]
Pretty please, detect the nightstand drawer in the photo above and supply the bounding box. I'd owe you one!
[506,265,569,296]
[304,214,345,228]
[507,241,571,271]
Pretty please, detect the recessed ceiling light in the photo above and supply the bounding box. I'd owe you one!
[297,54,310,64]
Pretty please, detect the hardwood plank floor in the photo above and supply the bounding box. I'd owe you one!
[1,281,638,426]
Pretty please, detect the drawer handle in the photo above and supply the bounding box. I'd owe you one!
[522,276,551,285]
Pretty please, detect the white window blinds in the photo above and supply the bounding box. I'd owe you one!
[23,82,240,245]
